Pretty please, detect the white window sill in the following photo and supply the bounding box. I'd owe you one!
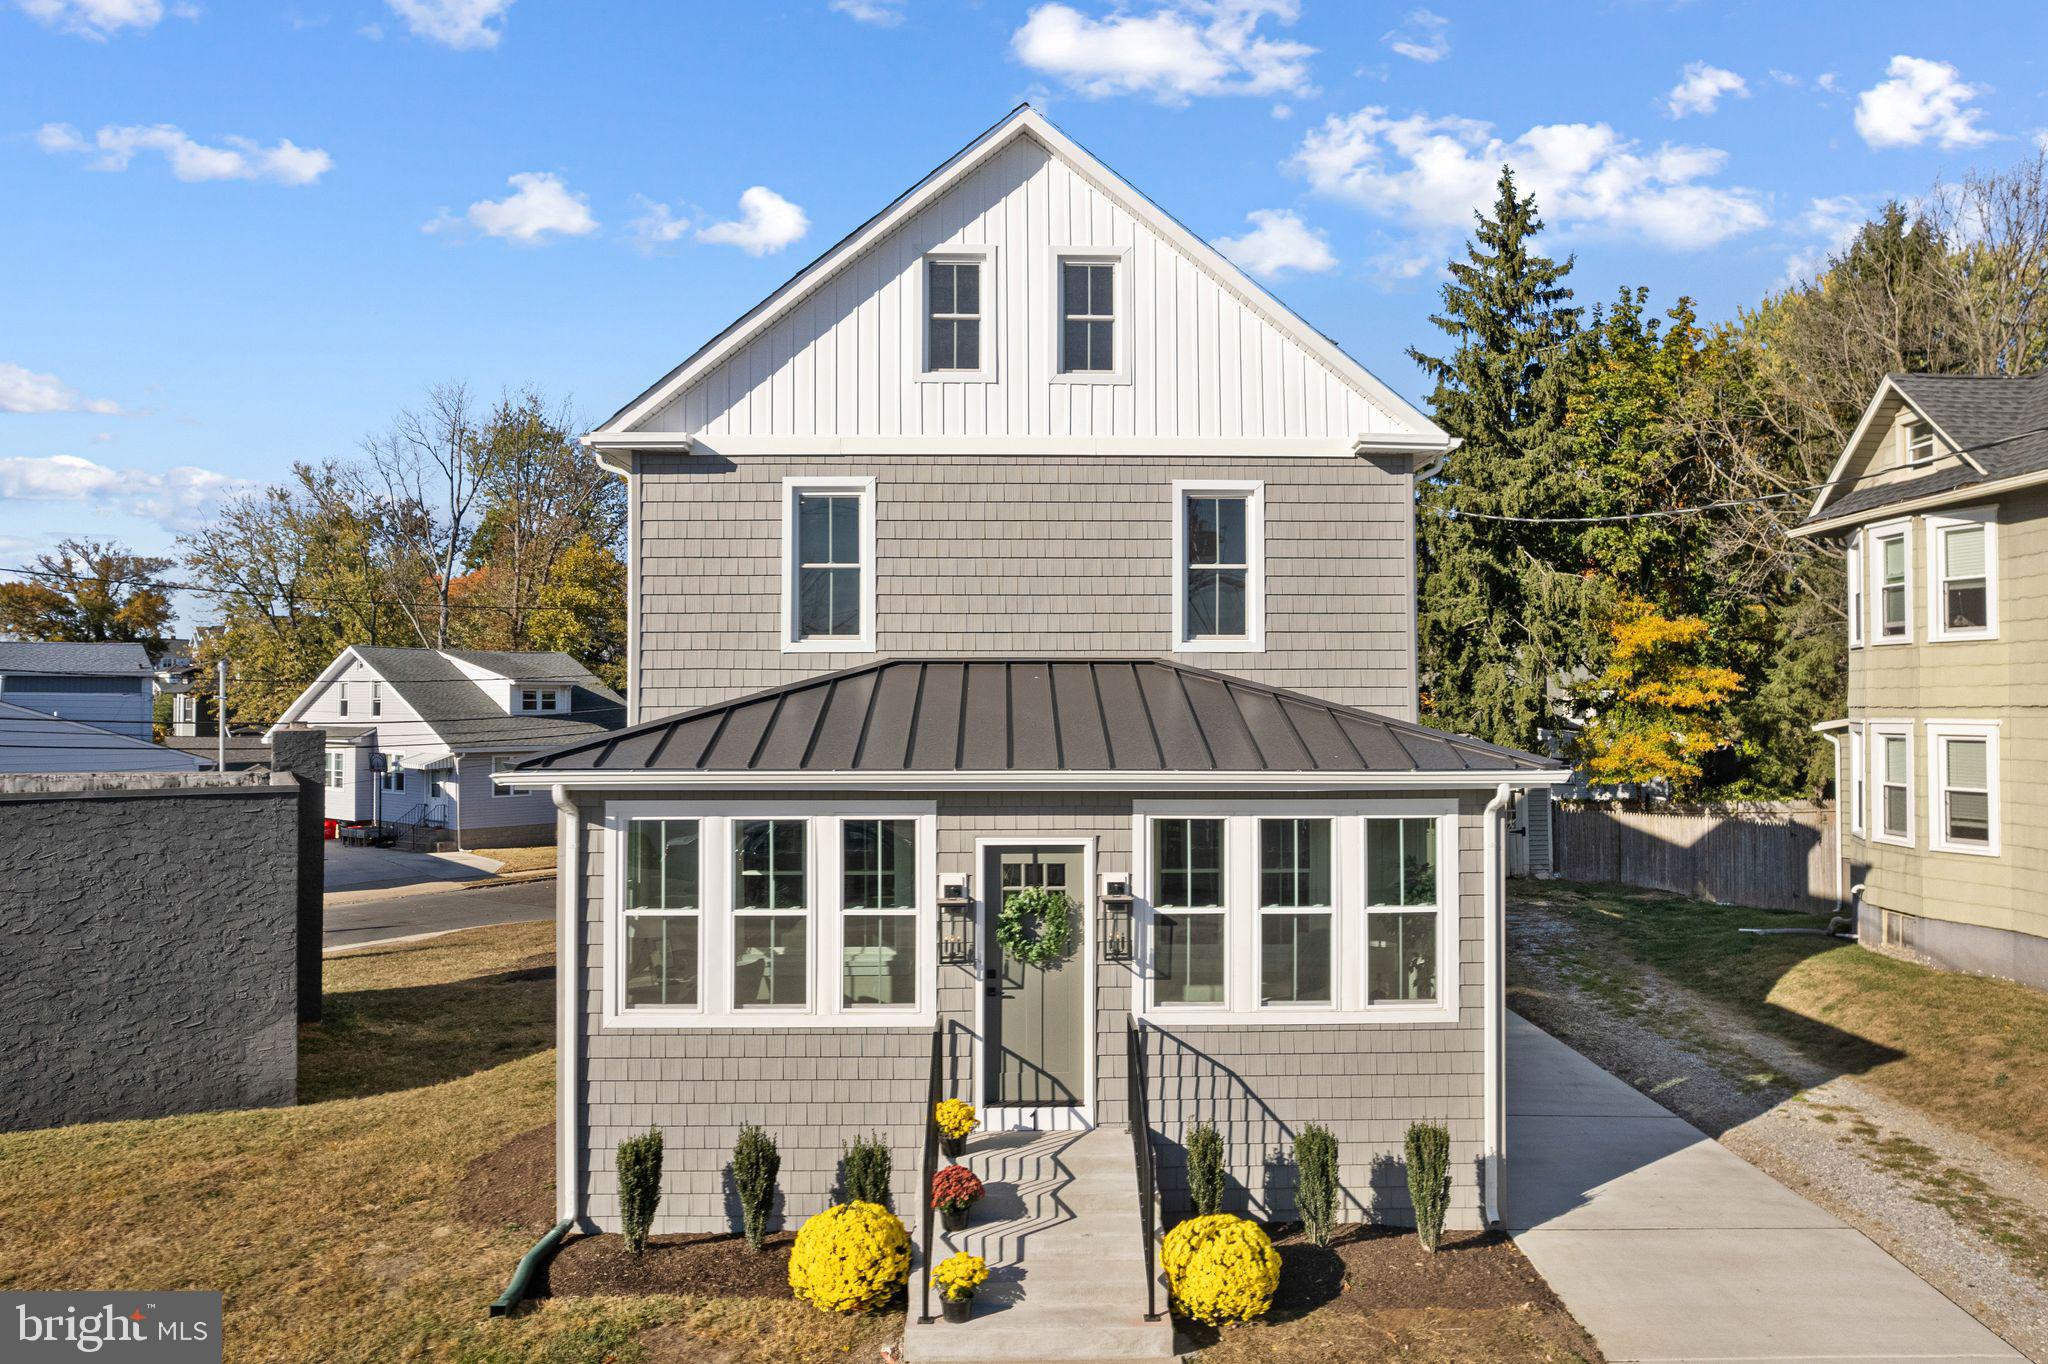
[1929,839,1999,858]
[1871,832,1914,848]
[1870,636,1913,647]
[1049,370,1132,386]
[781,636,876,655]
[917,370,997,385]
[1176,638,1266,654]
[1139,1003,1458,1027]
[604,1006,935,1030]
[1928,629,1997,644]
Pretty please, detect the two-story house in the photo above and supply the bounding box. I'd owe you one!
[0,640,204,774]
[1798,371,2048,990]
[503,107,1567,1272]
[265,646,624,847]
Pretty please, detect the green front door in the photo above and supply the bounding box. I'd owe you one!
[985,846,1087,1109]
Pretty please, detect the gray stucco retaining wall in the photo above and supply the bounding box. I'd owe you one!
[0,772,302,1130]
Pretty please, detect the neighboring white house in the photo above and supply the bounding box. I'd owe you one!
[0,641,205,774]
[266,646,625,847]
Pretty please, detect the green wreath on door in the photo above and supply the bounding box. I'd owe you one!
[996,885,1075,968]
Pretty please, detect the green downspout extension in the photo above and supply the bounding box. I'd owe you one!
[489,1219,573,1318]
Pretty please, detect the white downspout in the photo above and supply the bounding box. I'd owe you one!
[552,786,584,1227]
[1481,781,1512,1227]
[1817,732,1844,911]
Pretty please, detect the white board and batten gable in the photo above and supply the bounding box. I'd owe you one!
[590,106,1450,459]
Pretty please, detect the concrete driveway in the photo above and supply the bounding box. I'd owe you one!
[323,842,501,893]
[1506,1012,2020,1363]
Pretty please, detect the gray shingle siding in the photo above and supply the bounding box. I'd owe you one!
[570,787,1492,1235]
[631,452,1418,719]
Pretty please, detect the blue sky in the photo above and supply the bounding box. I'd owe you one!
[3,0,2044,599]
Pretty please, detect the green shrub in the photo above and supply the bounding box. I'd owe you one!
[732,1123,781,1251]
[1294,1123,1339,1249]
[1187,1122,1225,1217]
[841,1132,892,1208]
[1404,1121,1451,1252]
[616,1127,664,1256]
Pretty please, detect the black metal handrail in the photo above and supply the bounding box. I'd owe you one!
[917,1022,944,1325]
[1127,1019,1163,1322]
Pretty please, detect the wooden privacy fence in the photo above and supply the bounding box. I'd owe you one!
[1551,801,1840,913]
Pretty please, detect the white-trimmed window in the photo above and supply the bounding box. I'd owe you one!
[369,681,382,717]
[1150,817,1227,1006]
[491,754,521,797]
[1902,418,1940,466]
[517,687,563,713]
[325,749,345,790]
[337,681,350,717]
[781,476,877,653]
[1848,724,1866,837]
[1051,249,1131,382]
[923,250,992,377]
[1929,723,1998,855]
[1870,522,1911,643]
[1137,803,1457,1024]
[623,819,701,1009]
[1258,818,1333,1006]
[1172,481,1265,652]
[381,752,405,793]
[605,802,935,1027]
[1928,512,1995,640]
[1870,723,1913,845]
[1846,533,1864,649]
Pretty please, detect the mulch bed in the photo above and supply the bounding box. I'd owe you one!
[548,1230,799,1299]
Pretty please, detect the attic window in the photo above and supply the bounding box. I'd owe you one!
[1060,261,1116,373]
[518,688,561,714]
[926,259,981,372]
[1904,419,1939,465]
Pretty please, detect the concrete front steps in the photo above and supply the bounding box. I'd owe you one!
[902,1126,1176,1364]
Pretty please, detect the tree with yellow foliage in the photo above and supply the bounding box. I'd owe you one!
[1574,599,1743,796]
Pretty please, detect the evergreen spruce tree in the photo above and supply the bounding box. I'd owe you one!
[1410,168,1597,749]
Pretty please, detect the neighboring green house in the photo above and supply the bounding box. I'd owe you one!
[1797,370,2048,989]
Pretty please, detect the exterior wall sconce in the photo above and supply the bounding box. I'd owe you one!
[1100,876,1136,962]
[938,874,975,964]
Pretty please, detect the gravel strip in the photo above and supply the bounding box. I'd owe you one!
[1510,889,2048,1363]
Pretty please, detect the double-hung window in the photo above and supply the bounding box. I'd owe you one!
[1365,818,1440,1004]
[841,818,918,1008]
[518,687,560,713]
[1258,818,1333,1005]
[325,750,345,790]
[1172,481,1265,651]
[1871,724,1913,845]
[926,258,981,373]
[1929,724,1998,855]
[1151,818,1226,1005]
[337,682,350,718]
[624,819,700,1008]
[783,477,876,652]
[369,681,382,717]
[381,753,405,793]
[1848,725,1866,837]
[1846,533,1864,649]
[1904,419,1939,465]
[1928,513,1995,640]
[1059,260,1116,373]
[1871,523,1910,642]
[733,820,809,1008]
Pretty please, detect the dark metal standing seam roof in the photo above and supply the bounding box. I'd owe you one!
[517,659,1561,777]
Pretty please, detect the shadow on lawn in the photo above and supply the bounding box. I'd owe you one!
[298,959,556,1103]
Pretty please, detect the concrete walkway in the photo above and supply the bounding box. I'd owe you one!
[902,1127,1173,1363]
[323,842,502,892]
[1505,1012,2020,1363]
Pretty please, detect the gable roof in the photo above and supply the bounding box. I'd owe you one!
[511,658,1563,788]
[590,105,1449,452]
[1800,371,2048,531]
[0,699,206,773]
[0,641,154,676]
[267,646,626,751]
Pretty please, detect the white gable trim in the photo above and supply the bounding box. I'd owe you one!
[591,106,1449,450]
[1808,377,1987,519]
[264,646,379,740]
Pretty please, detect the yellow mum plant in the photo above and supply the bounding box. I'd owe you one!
[787,1201,911,1314]
[932,1252,988,1301]
[934,1098,978,1141]
[1161,1214,1281,1325]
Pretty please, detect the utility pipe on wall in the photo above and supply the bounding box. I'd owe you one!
[551,785,583,1228]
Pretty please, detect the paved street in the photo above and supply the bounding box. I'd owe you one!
[323,877,555,952]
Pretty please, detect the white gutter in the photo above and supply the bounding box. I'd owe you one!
[1481,781,1511,1227]
[492,767,1574,793]
[551,787,584,1229]
[1793,465,2048,538]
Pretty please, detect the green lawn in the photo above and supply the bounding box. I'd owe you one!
[1514,882,2048,1177]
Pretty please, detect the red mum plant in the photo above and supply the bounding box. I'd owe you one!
[930,1164,985,1211]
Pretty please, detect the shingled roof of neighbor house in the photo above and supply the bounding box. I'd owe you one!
[347,647,627,749]
[0,641,155,675]
[514,658,1563,781]
[1807,370,2048,524]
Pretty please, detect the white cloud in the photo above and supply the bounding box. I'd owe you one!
[1816,72,1840,94]
[1768,69,1800,88]
[15,0,193,40]
[1781,194,1869,285]
[627,196,695,251]
[1854,55,1996,149]
[1214,208,1334,278]
[434,172,597,243]
[0,454,255,531]
[1381,9,1447,64]
[385,0,511,49]
[1011,0,1314,104]
[37,122,331,185]
[829,0,904,24]
[1666,62,1746,118]
[0,363,120,416]
[697,186,810,256]
[1292,107,1769,251]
